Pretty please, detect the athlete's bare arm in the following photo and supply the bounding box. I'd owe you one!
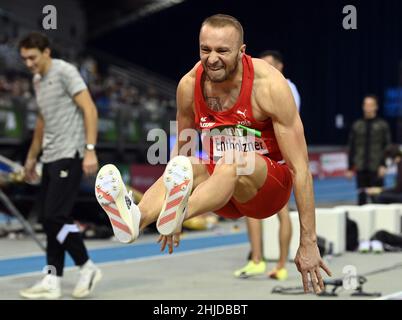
[171,64,199,157]
[74,89,99,176]
[253,59,332,294]
[24,112,44,182]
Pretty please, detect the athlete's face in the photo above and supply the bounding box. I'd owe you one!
[199,25,245,83]
[20,47,50,75]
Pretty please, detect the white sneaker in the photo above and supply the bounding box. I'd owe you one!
[358,240,371,253]
[371,240,384,253]
[157,156,193,235]
[95,164,141,243]
[20,274,61,299]
[72,260,102,299]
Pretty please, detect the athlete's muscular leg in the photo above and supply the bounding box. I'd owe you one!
[277,203,292,269]
[139,157,210,230]
[186,152,268,219]
[246,217,264,263]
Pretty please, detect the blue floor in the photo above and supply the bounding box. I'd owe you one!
[289,174,396,204]
[0,232,248,277]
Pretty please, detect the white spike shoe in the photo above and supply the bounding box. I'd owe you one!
[157,156,193,236]
[95,164,140,243]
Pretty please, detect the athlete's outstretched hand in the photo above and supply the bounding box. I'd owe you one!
[157,232,181,254]
[294,241,332,294]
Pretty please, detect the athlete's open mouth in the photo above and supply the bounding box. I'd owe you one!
[208,66,223,71]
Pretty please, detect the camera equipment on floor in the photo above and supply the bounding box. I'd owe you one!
[271,262,402,297]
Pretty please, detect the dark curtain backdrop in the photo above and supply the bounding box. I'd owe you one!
[88,0,402,145]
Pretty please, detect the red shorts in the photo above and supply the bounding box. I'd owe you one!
[205,155,292,219]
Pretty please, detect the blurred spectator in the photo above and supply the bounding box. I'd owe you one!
[0,26,175,154]
[366,144,402,203]
[79,55,98,84]
[346,94,392,205]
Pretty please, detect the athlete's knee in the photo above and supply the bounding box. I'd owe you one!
[185,155,200,162]
[218,150,248,165]
[215,156,238,182]
[236,174,250,187]
[222,151,261,177]
[184,156,209,185]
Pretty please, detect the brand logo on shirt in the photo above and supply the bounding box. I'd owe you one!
[236,109,251,126]
[236,109,247,117]
[237,120,252,126]
[200,116,216,128]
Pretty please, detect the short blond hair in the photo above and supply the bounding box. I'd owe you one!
[201,14,244,44]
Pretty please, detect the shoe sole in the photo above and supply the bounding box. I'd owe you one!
[72,269,103,299]
[20,291,61,299]
[157,156,193,236]
[95,164,139,243]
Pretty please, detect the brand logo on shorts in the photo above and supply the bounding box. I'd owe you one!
[59,170,69,178]
[125,195,132,210]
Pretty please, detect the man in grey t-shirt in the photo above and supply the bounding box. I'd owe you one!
[18,32,101,299]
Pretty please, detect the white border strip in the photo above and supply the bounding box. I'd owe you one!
[374,290,402,300]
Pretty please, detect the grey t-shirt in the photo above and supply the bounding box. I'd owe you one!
[33,59,87,163]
